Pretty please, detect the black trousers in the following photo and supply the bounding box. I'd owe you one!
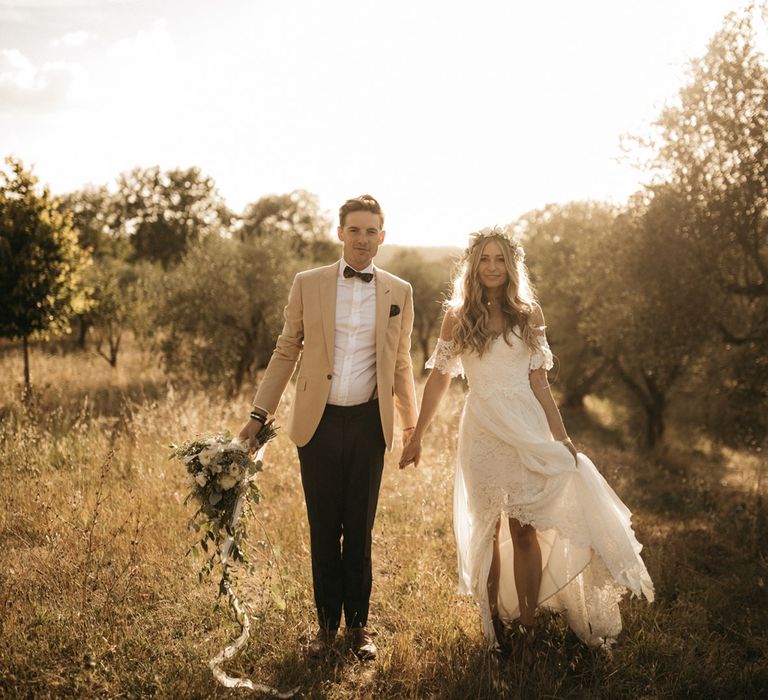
[297,399,386,630]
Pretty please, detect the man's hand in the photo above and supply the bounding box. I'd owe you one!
[238,417,265,454]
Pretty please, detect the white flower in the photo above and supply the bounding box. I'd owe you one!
[228,438,247,453]
[198,445,219,467]
[226,463,244,478]
[195,472,208,487]
[218,474,238,490]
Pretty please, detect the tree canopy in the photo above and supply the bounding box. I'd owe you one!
[0,158,91,390]
[115,166,233,267]
[239,190,338,262]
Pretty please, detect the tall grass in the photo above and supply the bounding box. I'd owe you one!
[0,340,766,698]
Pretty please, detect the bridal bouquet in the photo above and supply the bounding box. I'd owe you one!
[171,422,298,697]
[171,423,277,589]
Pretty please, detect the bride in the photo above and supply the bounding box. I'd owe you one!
[399,227,654,650]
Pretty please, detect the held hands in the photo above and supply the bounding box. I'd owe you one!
[399,428,421,469]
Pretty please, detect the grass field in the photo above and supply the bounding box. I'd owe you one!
[1,339,766,699]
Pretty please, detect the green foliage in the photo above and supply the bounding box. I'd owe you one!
[386,249,453,372]
[577,189,713,447]
[239,190,338,262]
[683,334,768,448]
[518,201,616,408]
[0,157,92,339]
[0,157,92,389]
[518,5,768,448]
[647,4,768,444]
[81,258,155,367]
[115,165,233,267]
[519,194,714,448]
[653,5,768,310]
[59,185,129,260]
[153,235,298,395]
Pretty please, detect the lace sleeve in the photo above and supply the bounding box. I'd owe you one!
[529,326,554,372]
[425,338,464,378]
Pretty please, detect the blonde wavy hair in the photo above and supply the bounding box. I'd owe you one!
[447,226,540,357]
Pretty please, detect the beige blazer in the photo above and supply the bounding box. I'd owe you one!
[252,261,418,450]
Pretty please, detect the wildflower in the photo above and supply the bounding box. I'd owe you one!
[218,474,238,490]
[198,445,219,467]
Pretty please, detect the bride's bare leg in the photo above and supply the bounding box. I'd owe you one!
[509,518,542,627]
[486,518,503,638]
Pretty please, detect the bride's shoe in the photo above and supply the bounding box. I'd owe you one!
[512,623,535,666]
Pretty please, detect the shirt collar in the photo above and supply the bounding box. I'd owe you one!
[338,258,375,279]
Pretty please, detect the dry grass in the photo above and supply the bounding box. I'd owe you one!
[0,340,766,699]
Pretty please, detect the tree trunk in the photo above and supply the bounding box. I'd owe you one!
[562,390,587,410]
[77,316,91,350]
[643,377,666,449]
[644,405,663,448]
[232,327,259,397]
[563,359,605,409]
[95,327,121,368]
[22,334,31,397]
[611,358,668,450]
[108,334,120,368]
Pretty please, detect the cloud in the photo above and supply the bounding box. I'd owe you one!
[0,19,173,116]
[107,17,169,59]
[0,48,79,112]
[0,1,133,7]
[103,18,175,101]
[51,30,90,48]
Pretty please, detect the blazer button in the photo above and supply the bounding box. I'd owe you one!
[327,374,332,379]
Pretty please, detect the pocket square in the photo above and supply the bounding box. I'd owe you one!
[389,304,401,318]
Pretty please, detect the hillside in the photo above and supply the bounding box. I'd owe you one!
[375,244,462,267]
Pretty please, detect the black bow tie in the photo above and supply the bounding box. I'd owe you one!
[343,265,374,283]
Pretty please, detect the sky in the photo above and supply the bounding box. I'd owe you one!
[0,0,763,247]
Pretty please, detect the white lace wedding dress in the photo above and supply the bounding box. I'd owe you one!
[427,329,654,647]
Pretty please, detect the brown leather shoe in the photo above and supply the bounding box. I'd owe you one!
[307,627,337,659]
[348,627,377,661]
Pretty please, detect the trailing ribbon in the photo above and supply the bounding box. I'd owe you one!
[209,442,300,697]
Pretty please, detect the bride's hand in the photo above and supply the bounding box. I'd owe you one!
[398,436,421,469]
[561,437,578,465]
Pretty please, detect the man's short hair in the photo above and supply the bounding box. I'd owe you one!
[339,194,384,228]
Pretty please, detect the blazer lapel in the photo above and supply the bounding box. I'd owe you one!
[375,269,391,366]
[320,262,339,369]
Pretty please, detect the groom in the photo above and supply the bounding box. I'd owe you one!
[240,194,418,661]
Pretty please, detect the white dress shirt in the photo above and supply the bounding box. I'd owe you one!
[328,259,378,406]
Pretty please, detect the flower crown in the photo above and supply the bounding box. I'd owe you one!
[463,226,525,263]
